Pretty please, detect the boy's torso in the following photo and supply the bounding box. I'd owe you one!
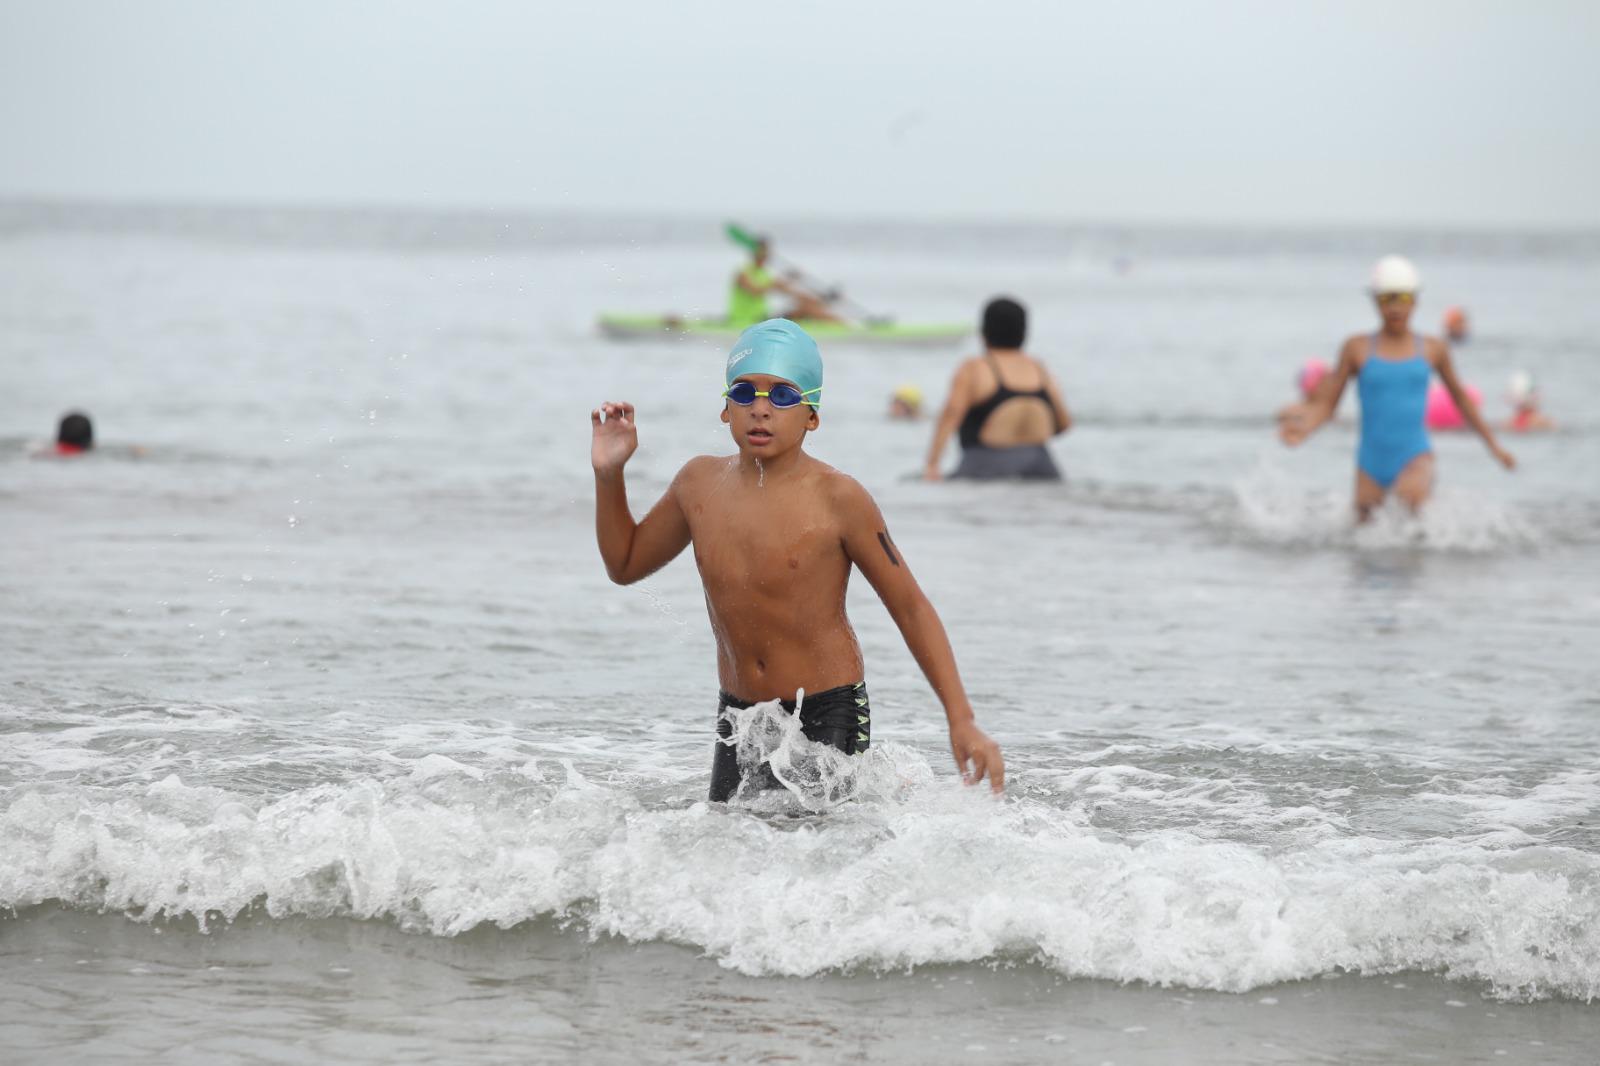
[676,454,865,701]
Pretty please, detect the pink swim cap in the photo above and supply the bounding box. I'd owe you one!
[1297,358,1330,399]
[1424,382,1482,430]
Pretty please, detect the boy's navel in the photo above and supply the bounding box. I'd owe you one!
[787,557,799,570]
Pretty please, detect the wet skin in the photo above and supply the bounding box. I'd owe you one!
[923,347,1072,480]
[591,375,1004,791]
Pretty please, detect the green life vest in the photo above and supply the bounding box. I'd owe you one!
[728,266,772,326]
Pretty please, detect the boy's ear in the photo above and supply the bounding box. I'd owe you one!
[806,407,820,430]
[720,402,731,424]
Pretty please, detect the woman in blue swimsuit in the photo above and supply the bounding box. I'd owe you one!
[1279,256,1515,519]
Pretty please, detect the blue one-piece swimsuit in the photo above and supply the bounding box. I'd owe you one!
[1356,334,1432,488]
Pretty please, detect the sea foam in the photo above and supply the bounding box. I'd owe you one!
[4,719,1598,1002]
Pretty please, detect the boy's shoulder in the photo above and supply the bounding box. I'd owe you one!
[805,458,878,518]
[671,453,875,515]
[671,454,731,488]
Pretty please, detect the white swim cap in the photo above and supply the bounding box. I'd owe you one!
[1507,370,1536,405]
[1369,255,1421,294]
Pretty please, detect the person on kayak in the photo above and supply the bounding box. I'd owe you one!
[730,237,841,327]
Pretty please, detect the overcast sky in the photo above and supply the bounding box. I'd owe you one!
[2,0,1596,227]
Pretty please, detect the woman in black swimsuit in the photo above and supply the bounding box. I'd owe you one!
[923,297,1072,480]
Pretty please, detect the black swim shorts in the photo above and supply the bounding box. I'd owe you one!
[709,682,870,802]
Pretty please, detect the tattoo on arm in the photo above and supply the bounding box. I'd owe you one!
[877,531,900,567]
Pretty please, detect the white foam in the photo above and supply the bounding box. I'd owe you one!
[1229,462,1541,552]
[720,698,932,811]
[4,754,1599,1002]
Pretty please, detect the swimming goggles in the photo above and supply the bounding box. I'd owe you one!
[722,381,820,408]
[1375,291,1416,305]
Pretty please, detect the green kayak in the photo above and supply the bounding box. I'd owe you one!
[598,313,969,348]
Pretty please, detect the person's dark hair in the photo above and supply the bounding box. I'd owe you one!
[981,297,1027,349]
[57,411,93,449]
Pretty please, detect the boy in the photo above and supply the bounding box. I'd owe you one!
[591,319,1003,801]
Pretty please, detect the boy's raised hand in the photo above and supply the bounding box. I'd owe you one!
[591,402,638,472]
[949,718,1004,793]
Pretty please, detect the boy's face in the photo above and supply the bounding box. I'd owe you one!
[721,373,819,455]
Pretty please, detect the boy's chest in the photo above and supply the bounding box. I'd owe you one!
[684,494,846,592]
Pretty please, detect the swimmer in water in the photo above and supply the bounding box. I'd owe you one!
[923,297,1071,481]
[1503,371,1555,433]
[1278,256,1515,520]
[888,383,923,420]
[591,318,1004,801]
[1443,305,1470,343]
[55,411,93,455]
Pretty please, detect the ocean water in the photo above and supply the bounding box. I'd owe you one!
[3,202,1600,1063]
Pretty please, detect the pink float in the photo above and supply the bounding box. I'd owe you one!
[1424,382,1482,430]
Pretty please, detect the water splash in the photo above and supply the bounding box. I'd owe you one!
[718,697,929,811]
[1228,462,1540,553]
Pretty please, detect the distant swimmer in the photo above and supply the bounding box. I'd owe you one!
[922,297,1072,481]
[887,383,923,420]
[1443,305,1470,343]
[1503,371,1555,432]
[1296,358,1331,402]
[1278,256,1514,520]
[55,411,93,455]
[591,319,1004,800]
[729,236,841,327]
[33,411,145,459]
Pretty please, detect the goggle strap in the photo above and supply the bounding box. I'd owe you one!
[723,382,823,407]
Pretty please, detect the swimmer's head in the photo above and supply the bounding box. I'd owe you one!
[893,383,923,407]
[57,411,93,451]
[1369,255,1421,296]
[981,297,1026,350]
[1369,255,1420,326]
[1507,370,1537,407]
[1297,358,1330,400]
[889,383,923,419]
[724,318,823,406]
[753,236,771,264]
[1443,305,1468,340]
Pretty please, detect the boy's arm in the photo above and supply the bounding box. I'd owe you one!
[591,402,693,585]
[923,362,972,481]
[1432,340,1515,470]
[835,477,1004,792]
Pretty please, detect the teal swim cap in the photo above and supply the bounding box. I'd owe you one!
[724,319,823,407]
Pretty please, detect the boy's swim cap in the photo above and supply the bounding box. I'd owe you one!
[725,319,823,406]
[1369,255,1421,294]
